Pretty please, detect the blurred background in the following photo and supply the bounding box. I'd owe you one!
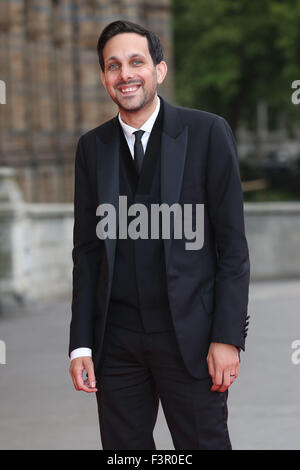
[0,0,300,450]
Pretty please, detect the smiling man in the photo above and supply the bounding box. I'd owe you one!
[68,20,250,450]
[100,32,164,117]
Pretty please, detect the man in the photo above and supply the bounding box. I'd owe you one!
[69,20,250,450]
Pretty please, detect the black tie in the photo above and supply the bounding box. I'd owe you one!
[133,130,145,174]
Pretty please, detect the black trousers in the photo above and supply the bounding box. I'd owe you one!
[95,324,232,450]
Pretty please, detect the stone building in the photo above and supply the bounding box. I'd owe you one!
[0,0,173,203]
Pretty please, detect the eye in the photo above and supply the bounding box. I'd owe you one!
[107,63,119,70]
[132,59,143,66]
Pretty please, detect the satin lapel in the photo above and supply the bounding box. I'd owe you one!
[161,126,188,270]
[96,121,120,284]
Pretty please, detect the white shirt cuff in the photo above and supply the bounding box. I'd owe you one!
[70,347,92,361]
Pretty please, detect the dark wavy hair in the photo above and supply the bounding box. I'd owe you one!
[97,20,164,71]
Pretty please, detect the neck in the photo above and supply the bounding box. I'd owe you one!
[119,95,158,129]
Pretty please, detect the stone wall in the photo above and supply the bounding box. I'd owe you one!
[0,168,73,303]
[0,0,173,203]
[1,167,300,303]
[245,202,300,279]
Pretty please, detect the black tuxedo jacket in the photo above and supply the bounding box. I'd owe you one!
[69,97,250,379]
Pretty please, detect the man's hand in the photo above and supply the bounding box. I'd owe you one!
[69,356,98,393]
[206,342,239,392]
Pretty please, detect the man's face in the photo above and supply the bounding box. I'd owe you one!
[101,32,167,113]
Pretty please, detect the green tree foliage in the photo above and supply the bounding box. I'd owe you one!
[172,0,300,132]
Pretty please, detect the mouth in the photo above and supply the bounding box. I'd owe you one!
[118,84,141,95]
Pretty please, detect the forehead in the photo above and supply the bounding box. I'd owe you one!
[103,32,150,61]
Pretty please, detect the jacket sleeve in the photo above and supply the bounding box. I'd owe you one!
[68,136,103,356]
[206,117,250,350]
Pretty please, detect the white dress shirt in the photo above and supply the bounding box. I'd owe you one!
[118,96,161,157]
[70,97,161,361]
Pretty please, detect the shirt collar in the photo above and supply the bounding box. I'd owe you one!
[118,96,160,140]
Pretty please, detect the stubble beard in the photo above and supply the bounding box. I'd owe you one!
[113,71,158,114]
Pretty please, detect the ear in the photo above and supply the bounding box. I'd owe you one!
[156,61,168,85]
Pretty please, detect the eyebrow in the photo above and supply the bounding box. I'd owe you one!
[105,53,146,63]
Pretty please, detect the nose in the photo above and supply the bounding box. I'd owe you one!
[119,63,134,83]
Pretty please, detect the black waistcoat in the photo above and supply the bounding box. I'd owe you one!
[107,102,173,332]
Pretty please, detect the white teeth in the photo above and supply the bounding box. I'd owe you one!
[121,86,138,93]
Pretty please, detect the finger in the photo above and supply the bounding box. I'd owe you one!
[83,377,98,392]
[71,374,78,391]
[218,369,231,392]
[85,361,97,389]
[75,370,97,393]
[74,369,87,391]
[229,371,236,386]
[69,365,81,391]
[74,367,84,390]
[211,368,223,392]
